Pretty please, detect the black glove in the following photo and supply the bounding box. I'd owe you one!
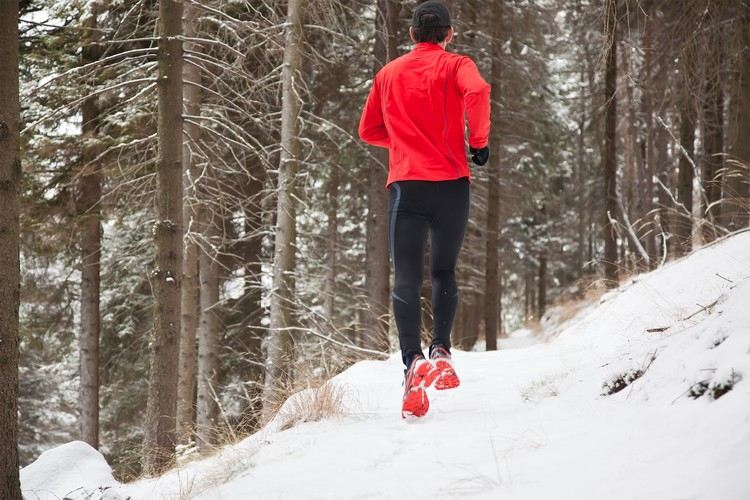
[470,145,490,166]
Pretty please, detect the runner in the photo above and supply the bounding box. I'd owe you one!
[358,0,491,418]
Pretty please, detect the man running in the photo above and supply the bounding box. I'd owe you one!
[358,0,491,418]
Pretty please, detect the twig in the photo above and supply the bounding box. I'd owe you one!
[682,298,719,321]
[715,273,733,283]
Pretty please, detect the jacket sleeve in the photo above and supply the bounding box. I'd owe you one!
[358,76,390,148]
[455,57,491,149]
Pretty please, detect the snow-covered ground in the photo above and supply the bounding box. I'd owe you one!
[22,231,750,500]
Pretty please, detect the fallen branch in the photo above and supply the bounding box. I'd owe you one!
[682,299,720,321]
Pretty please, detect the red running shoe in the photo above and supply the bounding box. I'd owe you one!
[430,345,460,390]
[401,354,439,418]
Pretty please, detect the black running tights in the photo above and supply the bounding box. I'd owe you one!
[388,176,471,367]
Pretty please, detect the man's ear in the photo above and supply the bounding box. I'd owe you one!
[409,26,416,44]
[445,27,454,45]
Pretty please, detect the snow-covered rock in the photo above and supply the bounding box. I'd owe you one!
[21,441,124,500]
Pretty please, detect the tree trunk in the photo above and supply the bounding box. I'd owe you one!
[144,0,183,475]
[0,1,21,497]
[237,161,266,433]
[641,11,657,268]
[602,0,619,287]
[323,166,339,327]
[722,5,750,229]
[77,5,103,450]
[527,268,537,322]
[701,19,724,242]
[576,58,587,274]
[621,42,637,251]
[524,270,531,322]
[675,96,696,256]
[655,124,671,260]
[196,218,219,450]
[484,0,502,351]
[537,252,547,319]
[176,3,202,446]
[363,0,398,353]
[586,35,600,269]
[262,0,303,421]
[623,40,649,270]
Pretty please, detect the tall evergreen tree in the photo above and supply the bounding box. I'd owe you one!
[675,43,697,257]
[362,0,399,353]
[722,1,750,230]
[262,0,304,420]
[484,0,503,350]
[176,3,202,446]
[602,0,619,287]
[77,2,104,450]
[144,0,184,475]
[0,1,21,497]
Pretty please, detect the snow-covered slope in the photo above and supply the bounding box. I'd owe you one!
[22,231,750,500]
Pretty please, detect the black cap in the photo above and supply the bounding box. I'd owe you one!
[412,0,452,28]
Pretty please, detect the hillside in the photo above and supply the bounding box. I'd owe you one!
[21,231,750,500]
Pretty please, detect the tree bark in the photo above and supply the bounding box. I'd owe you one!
[0,1,21,497]
[575,0,592,275]
[586,29,600,268]
[537,251,547,319]
[701,16,724,242]
[621,41,637,256]
[196,218,219,450]
[144,0,183,475]
[655,128,671,261]
[602,0,619,287]
[238,164,265,433]
[526,268,536,321]
[77,4,103,450]
[623,40,649,270]
[323,166,339,327]
[262,0,304,421]
[363,0,398,353]
[484,0,502,351]
[641,11,657,268]
[675,92,696,256]
[176,2,202,446]
[722,5,750,229]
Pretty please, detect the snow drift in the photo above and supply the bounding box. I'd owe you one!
[21,231,750,499]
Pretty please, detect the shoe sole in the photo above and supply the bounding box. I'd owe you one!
[401,361,439,418]
[433,359,460,390]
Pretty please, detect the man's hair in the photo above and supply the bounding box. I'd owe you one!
[412,13,450,44]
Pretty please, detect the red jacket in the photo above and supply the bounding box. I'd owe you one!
[359,42,491,188]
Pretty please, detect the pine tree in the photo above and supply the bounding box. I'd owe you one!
[77,2,104,450]
[262,0,304,420]
[675,49,697,256]
[700,2,725,242]
[196,214,220,448]
[484,0,503,350]
[722,1,750,230]
[0,1,22,497]
[176,1,202,446]
[602,0,619,287]
[362,0,399,353]
[144,0,184,475]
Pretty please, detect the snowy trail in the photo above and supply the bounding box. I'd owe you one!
[21,231,750,500]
